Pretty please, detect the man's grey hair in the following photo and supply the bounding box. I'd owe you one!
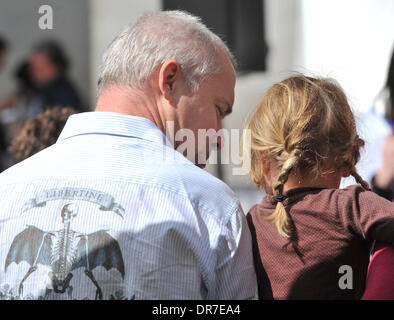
[97,10,236,94]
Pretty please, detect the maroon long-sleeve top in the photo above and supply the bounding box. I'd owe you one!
[247,185,394,300]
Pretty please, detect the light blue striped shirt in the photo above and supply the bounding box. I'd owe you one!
[0,112,257,300]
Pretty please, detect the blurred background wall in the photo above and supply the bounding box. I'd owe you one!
[0,0,393,212]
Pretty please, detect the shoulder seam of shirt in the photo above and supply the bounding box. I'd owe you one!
[335,188,348,235]
[192,198,240,230]
[214,205,244,271]
[337,186,366,238]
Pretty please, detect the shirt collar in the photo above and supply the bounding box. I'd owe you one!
[57,111,173,147]
[262,187,325,207]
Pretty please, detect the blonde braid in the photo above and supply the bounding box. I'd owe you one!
[350,167,370,191]
[274,152,300,193]
[264,151,299,238]
[347,137,370,190]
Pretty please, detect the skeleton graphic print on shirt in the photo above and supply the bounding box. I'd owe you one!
[2,188,129,300]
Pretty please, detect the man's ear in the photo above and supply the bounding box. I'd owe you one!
[158,60,180,103]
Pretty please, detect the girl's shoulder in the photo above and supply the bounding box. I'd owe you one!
[337,184,393,207]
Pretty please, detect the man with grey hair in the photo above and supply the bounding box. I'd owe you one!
[0,11,257,300]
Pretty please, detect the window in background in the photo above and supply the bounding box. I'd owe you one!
[162,0,268,73]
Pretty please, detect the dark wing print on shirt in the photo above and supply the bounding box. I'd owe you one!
[5,226,52,271]
[4,225,125,300]
[71,230,125,277]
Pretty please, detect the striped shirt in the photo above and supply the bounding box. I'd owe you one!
[0,111,257,300]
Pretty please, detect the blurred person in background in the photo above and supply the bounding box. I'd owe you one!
[0,40,84,118]
[370,48,394,197]
[360,47,394,300]
[8,107,76,164]
[353,46,394,189]
[0,41,84,168]
[0,60,35,122]
[25,40,84,118]
[0,60,39,171]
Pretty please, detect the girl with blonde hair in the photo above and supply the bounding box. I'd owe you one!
[245,75,394,299]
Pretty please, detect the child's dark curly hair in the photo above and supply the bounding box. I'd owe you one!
[9,107,77,164]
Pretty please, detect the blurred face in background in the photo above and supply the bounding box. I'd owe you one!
[29,51,59,86]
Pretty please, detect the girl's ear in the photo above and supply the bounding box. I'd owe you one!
[258,151,270,175]
[258,151,274,195]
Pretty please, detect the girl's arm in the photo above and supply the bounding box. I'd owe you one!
[338,186,394,244]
